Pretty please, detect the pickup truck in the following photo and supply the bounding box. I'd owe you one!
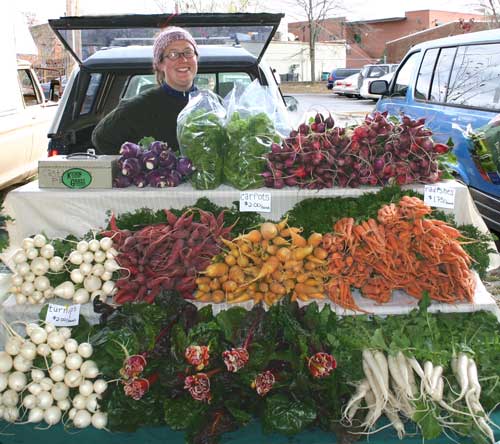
[0,11,58,189]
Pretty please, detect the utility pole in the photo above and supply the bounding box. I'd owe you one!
[65,0,81,75]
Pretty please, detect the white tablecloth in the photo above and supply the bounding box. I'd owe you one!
[3,179,499,269]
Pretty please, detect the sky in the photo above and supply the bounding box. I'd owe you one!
[17,0,482,23]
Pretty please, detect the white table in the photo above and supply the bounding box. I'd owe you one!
[3,179,499,269]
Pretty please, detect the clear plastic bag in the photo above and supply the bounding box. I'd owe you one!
[223,80,285,190]
[177,90,227,189]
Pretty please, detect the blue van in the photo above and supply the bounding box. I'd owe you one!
[370,29,500,232]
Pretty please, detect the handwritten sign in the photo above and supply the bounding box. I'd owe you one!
[424,185,456,209]
[45,303,81,327]
[239,191,271,213]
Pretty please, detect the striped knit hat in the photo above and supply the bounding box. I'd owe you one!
[153,27,198,69]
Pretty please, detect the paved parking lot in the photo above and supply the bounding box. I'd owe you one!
[288,93,376,127]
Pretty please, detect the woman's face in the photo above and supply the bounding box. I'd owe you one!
[158,40,198,91]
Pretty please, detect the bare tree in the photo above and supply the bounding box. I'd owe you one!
[485,0,500,24]
[288,0,341,81]
[153,0,261,13]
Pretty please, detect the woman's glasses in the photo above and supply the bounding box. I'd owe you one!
[162,48,196,61]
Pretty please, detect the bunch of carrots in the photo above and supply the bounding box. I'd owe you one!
[322,196,476,312]
[195,218,328,306]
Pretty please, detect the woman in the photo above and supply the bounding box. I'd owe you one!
[92,27,198,154]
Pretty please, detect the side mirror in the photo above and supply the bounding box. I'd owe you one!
[49,79,61,102]
[369,80,389,95]
[283,95,298,112]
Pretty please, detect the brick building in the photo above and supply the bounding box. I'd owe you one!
[386,20,491,63]
[289,10,484,68]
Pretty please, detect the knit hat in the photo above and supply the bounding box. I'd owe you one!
[153,27,198,69]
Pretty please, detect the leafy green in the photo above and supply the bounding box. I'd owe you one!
[224,111,278,190]
[262,394,316,435]
[178,108,227,189]
[106,197,264,238]
[458,224,497,278]
[286,185,424,236]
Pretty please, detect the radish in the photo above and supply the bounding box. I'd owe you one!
[51,382,69,401]
[44,405,62,425]
[343,379,370,421]
[65,353,83,370]
[58,328,72,340]
[2,389,18,406]
[73,409,92,428]
[51,349,66,365]
[99,237,113,251]
[22,238,35,250]
[57,398,71,411]
[13,354,32,372]
[0,351,14,372]
[64,338,79,354]
[82,251,94,264]
[8,371,27,392]
[77,343,93,359]
[47,331,65,350]
[49,256,64,272]
[72,394,87,410]
[91,411,108,429]
[77,240,89,253]
[28,407,44,423]
[22,394,38,409]
[363,350,388,401]
[93,379,107,395]
[79,380,94,397]
[88,239,101,252]
[37,391,54,409]
[4,406,19,422]
[28,383,42,396]
[68,251,83,265]
[33,234,47,248]
[467,357,481,398]
[40,244,55,259]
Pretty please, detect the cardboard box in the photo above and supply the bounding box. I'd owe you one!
[38,154,119,189]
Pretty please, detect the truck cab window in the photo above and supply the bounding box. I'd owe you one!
[391,52,420,97]
[429,47,457,103]
[415,48,439,100]
[18,69,41,106]
[447,43,500,111]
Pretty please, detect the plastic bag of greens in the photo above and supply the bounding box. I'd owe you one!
[463,115,500,185]
[177,90,227,189]
[223,80,284,190]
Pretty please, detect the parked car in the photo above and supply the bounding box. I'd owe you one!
[357,63,398,93]
[370,28,500,232]
[41,76,67,100]
[326,68,360,90]
[0,7,57,189]
[360,72,394,100]
[46,13,298,156]
[332,73,361,98]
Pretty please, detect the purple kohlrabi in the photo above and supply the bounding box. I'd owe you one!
[121,157,142,177]
[150,141,169,156]
[146,170,167,188]
[176,156,194,177]
[158,149,177,170]
[133,173,148,188]
[142,150,159,170]
[119,142,142,159]
[166,170,182,187]
[113,175,133,188]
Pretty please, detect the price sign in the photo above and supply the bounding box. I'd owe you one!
[45,303,81,327]
[239,191,271,213]
[424,185,456,209]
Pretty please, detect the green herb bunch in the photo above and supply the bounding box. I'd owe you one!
[178,108,227,190]
[224,111,279,190]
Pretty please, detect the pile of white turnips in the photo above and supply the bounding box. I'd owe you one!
[0,321,108,429]
[9,234,120,305]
